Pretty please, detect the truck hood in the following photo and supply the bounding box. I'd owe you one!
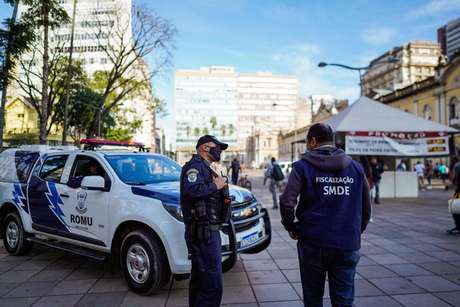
[131,181,254,205]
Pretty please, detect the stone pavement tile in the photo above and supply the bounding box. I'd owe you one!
[11,260,52,271]
[0,297,37,307]
[357,255,378,266]
[434,291,460,307]
[427,251,460,262]
[442,273,460,285]
[65,268,105,280]
[409,243,447,253]
[397,252,439,263]
[385,264,434,277]
[221,304,258,307]
[221,285,257,304]
[0,270,37,283]
[368,277,424,295]
[354,279,385,297]
[247,270,287,284]
[89,278,128,293]
[29,269,72,282]
[0,255,32,262]
[367,254,409,265]
[228,260,245,273]
[418,262,460,275]
[392,293,452,307]
[273,258,299,270]
[170,278,188,289]
[46,257,85,270]
[6,281,57,298]
[0,261,21,271]
[240,251,271,260]
[259,301,304,307]
[121,291,168,307]
[360,245,388,255]
[282,269,301,283]
[0,282,18,296]
[267,247,298,259]
[358,265,398,279]
[354,296,403,307]
[49,279,97,295]
[33,294,82,307]
[75,291,126,307]
[224,272,250,286]
[31,251,64,261]
[166,289,188,307]
[243,259,278,271]
[252,283,299,302]
[408,275,460,292]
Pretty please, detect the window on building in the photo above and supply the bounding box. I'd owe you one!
[423,105,432,121]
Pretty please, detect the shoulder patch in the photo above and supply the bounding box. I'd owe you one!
[186,168,199,183]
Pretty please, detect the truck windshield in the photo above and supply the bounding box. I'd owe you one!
[105,154,182,185]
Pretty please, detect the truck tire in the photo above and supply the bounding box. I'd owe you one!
[2,212,33,256]
[120,228,170,295]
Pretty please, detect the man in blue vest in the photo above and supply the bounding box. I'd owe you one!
[280,123,371,307]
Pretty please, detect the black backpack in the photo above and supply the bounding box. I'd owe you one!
[272,164,285,181]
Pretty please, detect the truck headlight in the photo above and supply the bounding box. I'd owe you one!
[162,202,183,222]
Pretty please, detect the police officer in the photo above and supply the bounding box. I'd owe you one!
[280,123,371,307]
[180,135,231,307]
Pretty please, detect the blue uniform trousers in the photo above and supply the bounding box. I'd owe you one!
[186,230,223,307]
[297,240,360,307]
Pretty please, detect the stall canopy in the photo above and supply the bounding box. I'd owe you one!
[326,96,458,157]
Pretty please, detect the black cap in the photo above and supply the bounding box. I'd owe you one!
[196,135,228,150]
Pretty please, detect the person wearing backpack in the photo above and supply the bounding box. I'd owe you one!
[264,157,285,209]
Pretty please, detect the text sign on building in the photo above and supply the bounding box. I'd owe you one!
[345,131,449,156]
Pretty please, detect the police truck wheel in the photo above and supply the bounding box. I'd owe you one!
[2,212,33,256]
[120,229,170,295]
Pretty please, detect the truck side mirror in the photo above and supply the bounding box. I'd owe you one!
[81,176,106,191]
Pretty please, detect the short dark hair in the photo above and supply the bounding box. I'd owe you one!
[307,123,334,144]
[271,157,276,163]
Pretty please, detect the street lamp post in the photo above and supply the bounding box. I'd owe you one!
[318,56,399,96]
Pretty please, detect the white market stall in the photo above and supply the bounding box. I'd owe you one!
[326,97,458,198]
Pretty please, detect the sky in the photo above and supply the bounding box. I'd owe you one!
[2,0,460,146]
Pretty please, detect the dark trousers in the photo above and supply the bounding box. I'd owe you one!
[297,240,360,307]
[454,214,460,229]
[185,230,223,307]
[231,171,239,185]
[374,181,380,203]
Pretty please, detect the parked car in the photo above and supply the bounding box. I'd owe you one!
[0,141,271,294]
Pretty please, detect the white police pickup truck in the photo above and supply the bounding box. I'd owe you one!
[0,141,271,294]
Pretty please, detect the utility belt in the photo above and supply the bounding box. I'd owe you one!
[187,221,220,243]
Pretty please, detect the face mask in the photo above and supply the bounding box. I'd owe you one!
[209,146,222,162]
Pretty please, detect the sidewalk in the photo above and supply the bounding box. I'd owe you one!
[0,177,459,306]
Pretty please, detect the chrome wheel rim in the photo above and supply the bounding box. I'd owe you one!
[126,243,150,284]
[6,221,19,248]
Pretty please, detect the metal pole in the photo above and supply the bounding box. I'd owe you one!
[62,0,77,144]
[97,107,102,137]
[0,0,20,148]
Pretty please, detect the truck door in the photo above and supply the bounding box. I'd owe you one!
[28,154,71,234]
[64,154,111,246]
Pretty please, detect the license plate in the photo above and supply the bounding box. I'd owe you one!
[240,232,258,248]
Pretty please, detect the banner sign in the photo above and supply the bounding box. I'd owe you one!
[345,131,450,156]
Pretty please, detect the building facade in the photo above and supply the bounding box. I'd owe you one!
[174,66,298,165]
[439,18,460,60]
[378,53,460,147]
[361,41,442,97]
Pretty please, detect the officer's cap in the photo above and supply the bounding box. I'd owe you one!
[196,135,228,150]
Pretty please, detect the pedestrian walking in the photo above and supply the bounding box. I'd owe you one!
[264,157,284,209]
[370,157,384,204]
[440,161,449,190]
[425,160,433,187]
[280,123,371,307]
[448,157,460,235]
[396,160,407,172]
[231,157,241,185]
[415,161,426,191]
[180,135,232,307]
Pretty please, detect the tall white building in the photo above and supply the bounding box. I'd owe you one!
[174,66,298,164]
[16,0,156,147]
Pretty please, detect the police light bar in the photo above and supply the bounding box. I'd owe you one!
[80,138,146,149]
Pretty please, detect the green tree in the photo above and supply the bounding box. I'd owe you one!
[20,0,69,144]
[193,127,200,137]
[203,127,209,135]
[220,124,227,136]
[210,116,217,132]
[0,0,35,147]
[185,125,191,139]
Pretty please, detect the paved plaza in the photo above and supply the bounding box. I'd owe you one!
[1,176,460,306]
